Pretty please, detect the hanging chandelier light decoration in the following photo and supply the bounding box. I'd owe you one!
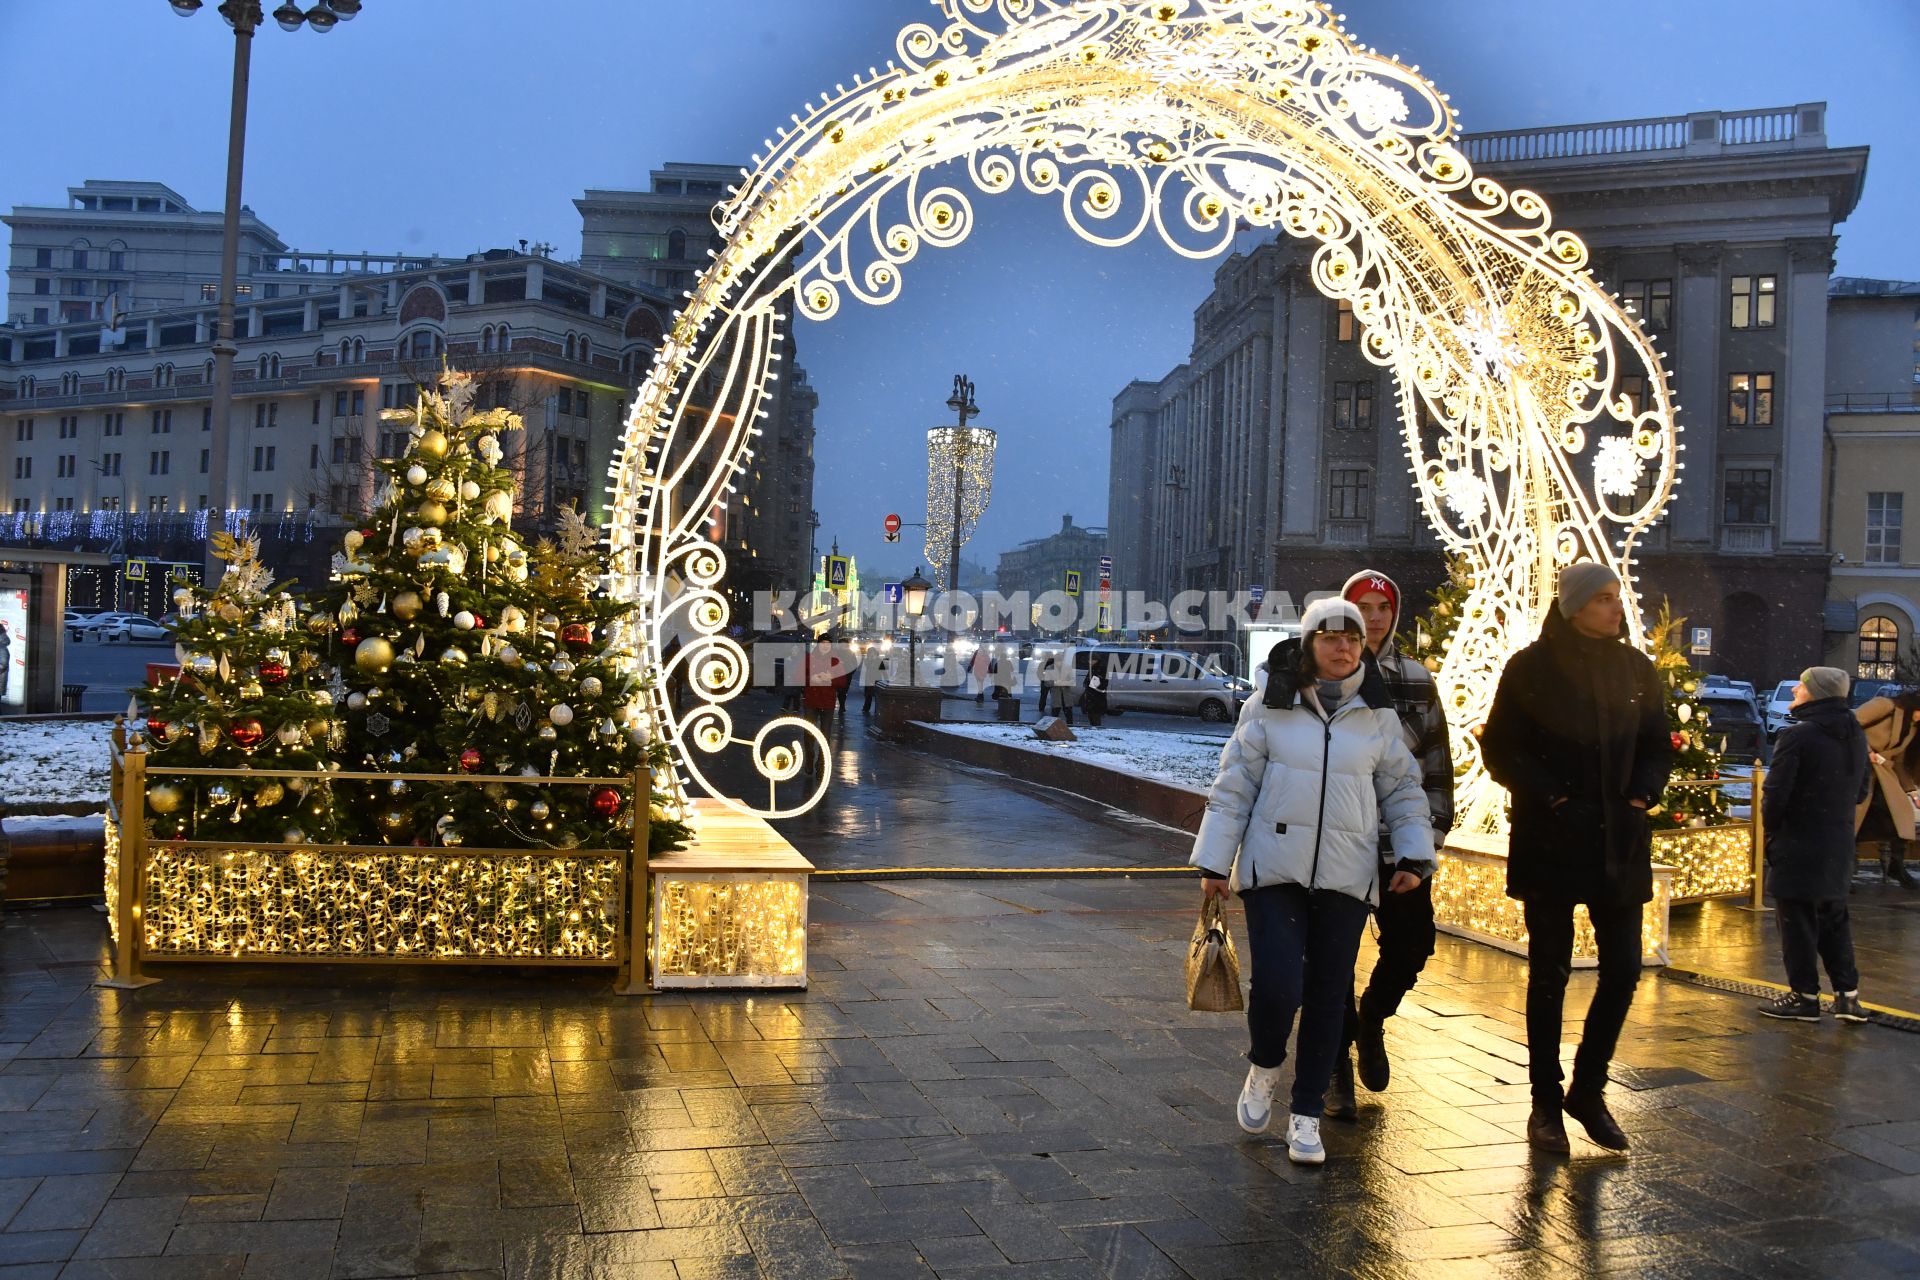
[925,426,997,592]
[605,0,1679,826]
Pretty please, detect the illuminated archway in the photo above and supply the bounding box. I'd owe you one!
[607,0,1679,827]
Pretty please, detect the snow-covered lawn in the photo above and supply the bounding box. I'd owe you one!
[925,722,1225,794]
[0,719,114,810]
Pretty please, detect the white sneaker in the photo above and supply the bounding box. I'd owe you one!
[1286,1113,1326,1165]
[1236,1063,1282,1134]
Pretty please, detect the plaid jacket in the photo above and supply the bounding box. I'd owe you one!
[1368,639,1455,855]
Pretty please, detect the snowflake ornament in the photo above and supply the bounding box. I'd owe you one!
[1593,436,1644,499]
[1141,32,1238,88]
[1344,77,1410,132]
[1443,471,1488,523]
[1457,308,1526,386]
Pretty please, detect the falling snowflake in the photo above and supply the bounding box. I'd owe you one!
[1443,471,1488,523]
[1141,33,1239,88]
[1457,307,1526,385]
[1593,436,1644,499]
[1345,77,1410,132]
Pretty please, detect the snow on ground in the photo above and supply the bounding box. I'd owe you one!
[3,814,106,837]
[0,720,114,809]
[926,722,1224,794]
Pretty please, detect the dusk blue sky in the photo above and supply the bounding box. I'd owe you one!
[4,2,1915,585]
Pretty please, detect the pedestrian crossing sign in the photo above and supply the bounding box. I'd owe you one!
[1064,570,1081,597]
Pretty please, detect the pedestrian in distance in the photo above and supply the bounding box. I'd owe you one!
[802,636,838,735]
[1854,690,1920,889]
[830,635,853,716]
[860,645,886,716]
[1326,569,1453,1121]
[1192,597,1436,1167]
[1479,561,1673,1155]
[1759,666,1873,1022]
[972,643,990,703]
[1082,652,1109,727]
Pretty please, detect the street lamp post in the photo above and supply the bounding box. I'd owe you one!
[942,375,978,599]
[901,566,931,689]
[170,0,363,584]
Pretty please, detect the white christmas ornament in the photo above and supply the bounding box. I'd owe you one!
[549,704,575,726]
[459,480,480,501]
[453,611,475,631]
[405,464,428,486]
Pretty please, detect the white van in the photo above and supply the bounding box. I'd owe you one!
[1070,647,1251,722]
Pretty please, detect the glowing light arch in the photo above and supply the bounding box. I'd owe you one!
[607,0,1680,829]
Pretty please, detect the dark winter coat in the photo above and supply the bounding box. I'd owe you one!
[1480,606,1674,906]
[1765,696,1872,900]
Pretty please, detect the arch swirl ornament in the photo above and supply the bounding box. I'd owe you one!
[608,0,1679,830]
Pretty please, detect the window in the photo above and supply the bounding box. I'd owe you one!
[200,449,209,474]
[332,438,348,464]
[57,455,75,478]
[13,420,29,442]
[54,497,72,513]
[333,390,348,417]
[1329,468,1371,520]
[1726,372,1774,427]
[1332,381,1374,432]
[1867,492,1903,565]
[311,399,320,425]
[102,452,120,476]
[103,413,123,437]
[100,496,119,511]
[254,402,278,429]
[1723,468,1772,525]
[480,325,494,353]
[9,499,25,515]
[1859,617,1900,682]
[309,442,319,468]
[109,251,125,270]
[149,450,170,475]
[253,445,276,472]
[150,409,172,434]
[251,493,272,512]
[494,325,508,352]
[11,458,28,480]
[381,383,418,411]
[62,415,82,439]
[154,363,174,388]
[149,496,170,513]
[202,407,212,431]
[352,337,364,363]
[34,248,50,268]
[1618,374,1648,416]
[1730,274,1777,329]
[1335,299,1356,343]
[329,484,352,512]
[1620,279,1672,330]
[32,278,49,295]
[71,249,88,270]
[564,333,577,361]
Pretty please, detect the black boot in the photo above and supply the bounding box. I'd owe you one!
[1888,841,1918,889]
[1354,1013,1390,1092]
[1527,1102,1569,1154]
[1326,1054,1358,1121]
[1564,1089,1629,1152]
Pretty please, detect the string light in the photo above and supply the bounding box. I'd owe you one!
[924,426,996,592]
[651,875,807,984]
[602,0,1678,826]
[1657,826,1753,902]
[1433,841,1673,964]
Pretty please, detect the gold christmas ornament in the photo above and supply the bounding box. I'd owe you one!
[426,477,457,502]
[147,783,185,814]
[417,428,449,458]
[415,500,449,526]
[354,637,396,673]
[391,590,423,621]
[254,782,285,807]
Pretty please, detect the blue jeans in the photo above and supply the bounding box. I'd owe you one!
[1240,883,1373,1118]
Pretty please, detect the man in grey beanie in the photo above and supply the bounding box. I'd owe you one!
[1758,667,1873,1022]
[1480,561,1673,1154]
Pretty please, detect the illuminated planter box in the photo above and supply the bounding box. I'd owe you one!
[102,737,650,990]
[1653,823,1754,903]
[1433,833,1672,968]
[649,799,813,989]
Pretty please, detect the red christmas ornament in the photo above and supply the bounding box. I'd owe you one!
[1670,731,1685,751]
[341,627,361,648]
[145,717,169,739]
[260,659,289,685]
[229,719,265,749]
[458,748,483,773]
[560,622,593,649]
[470,613,487,631]
[589,786,622,818]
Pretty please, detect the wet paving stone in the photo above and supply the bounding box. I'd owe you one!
[5,782,1920,1279]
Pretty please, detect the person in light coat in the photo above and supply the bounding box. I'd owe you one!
[1192,597,1435,1167]
[1854,691,1920,888]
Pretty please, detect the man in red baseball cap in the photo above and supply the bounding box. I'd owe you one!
[1323,568,1454,1120]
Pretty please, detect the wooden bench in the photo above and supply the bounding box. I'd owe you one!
[649,798,815,988]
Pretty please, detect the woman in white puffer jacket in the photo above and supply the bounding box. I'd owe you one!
[1192,597,1435,1166]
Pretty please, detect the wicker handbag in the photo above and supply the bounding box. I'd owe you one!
[1184,897,1243,1013]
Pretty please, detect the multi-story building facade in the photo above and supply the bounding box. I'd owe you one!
[1823,277,1920,681]
[0,185,674,591]
[578,164,817,595]
[995,514,1108,629]
[1110,103,1868,683]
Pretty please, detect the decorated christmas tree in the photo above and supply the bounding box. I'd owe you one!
[324,369,687,853]
[136,531,340,843]
[1645,599,1732,830]
[1408,552,1474,673]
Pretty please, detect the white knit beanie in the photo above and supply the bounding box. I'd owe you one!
[1301,597,1365,637]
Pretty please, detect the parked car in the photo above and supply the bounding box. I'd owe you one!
[1702,673,1757,701]
[1764,679,1797,737]
[97,615,172,643]
[1070,646,1249,722]
[1697,687,1767,761]
[1850,679,1915,709]
[69,611,147,642]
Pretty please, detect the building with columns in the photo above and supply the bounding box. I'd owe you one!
[1109,103,1868,684]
